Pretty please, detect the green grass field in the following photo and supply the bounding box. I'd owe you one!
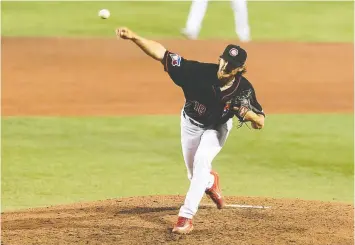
[1,1,353,42]
[2,115,353,210]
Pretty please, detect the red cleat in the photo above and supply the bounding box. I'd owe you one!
[172,216,194,234]
[205,171,225,209]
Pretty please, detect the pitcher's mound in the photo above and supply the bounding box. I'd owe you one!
[2,196,353,245]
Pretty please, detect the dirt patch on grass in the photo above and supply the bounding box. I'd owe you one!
[2,38,353,115]
[2,196,353,245]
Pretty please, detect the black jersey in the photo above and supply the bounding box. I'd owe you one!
[162,51,264,127]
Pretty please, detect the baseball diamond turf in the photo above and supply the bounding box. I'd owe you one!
[1,0,353,209]
[2,115,353,210]
[1,1,354,42]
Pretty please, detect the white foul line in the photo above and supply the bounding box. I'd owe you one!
[201,203,271,209]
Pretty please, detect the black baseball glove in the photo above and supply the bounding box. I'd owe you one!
[231,89,264,128]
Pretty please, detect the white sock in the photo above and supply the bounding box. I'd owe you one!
[206,173,214,189]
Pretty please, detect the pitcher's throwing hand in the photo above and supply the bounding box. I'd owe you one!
[116,27,136,40]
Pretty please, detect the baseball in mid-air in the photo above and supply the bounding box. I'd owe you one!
[98,9,110,19]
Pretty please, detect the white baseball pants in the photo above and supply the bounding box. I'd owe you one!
[178,110,233,219]
[184,0,251,42]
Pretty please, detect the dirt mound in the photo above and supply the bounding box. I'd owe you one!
[2,196,353,245]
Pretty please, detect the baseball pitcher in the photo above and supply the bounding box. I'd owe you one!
[115,27,265,234]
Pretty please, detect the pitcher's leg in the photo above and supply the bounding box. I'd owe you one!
[179,120,233,218]
[180,111,204,180]
[231,0,251,42]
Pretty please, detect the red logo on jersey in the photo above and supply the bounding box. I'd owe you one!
[223,103,230,113]
[169,53,181,67]
[222,102,231,117]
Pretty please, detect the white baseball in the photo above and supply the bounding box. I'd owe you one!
[98,9,110,19]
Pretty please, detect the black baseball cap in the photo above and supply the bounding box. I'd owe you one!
[220,44,247,67]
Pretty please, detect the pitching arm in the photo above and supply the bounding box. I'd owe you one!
[116,27,166,62]
[244,111,265,129]
[247,89,265,129]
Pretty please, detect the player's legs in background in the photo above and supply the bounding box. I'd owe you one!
[179,119,233,219]
[231,0,251,42]
[180,110,204,180]
[182,0,209,40]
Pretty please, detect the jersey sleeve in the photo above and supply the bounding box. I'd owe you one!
[250,90,265,117]
[161,50,190,86]
[239,76,265,117]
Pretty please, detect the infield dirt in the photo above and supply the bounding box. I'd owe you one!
[2,38,353,115]
[1,38,354,244]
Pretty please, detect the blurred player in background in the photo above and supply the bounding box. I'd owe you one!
[182,0,251,42]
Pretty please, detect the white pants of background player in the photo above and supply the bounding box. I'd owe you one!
[183,0,251,42]
[179,109,233,219]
